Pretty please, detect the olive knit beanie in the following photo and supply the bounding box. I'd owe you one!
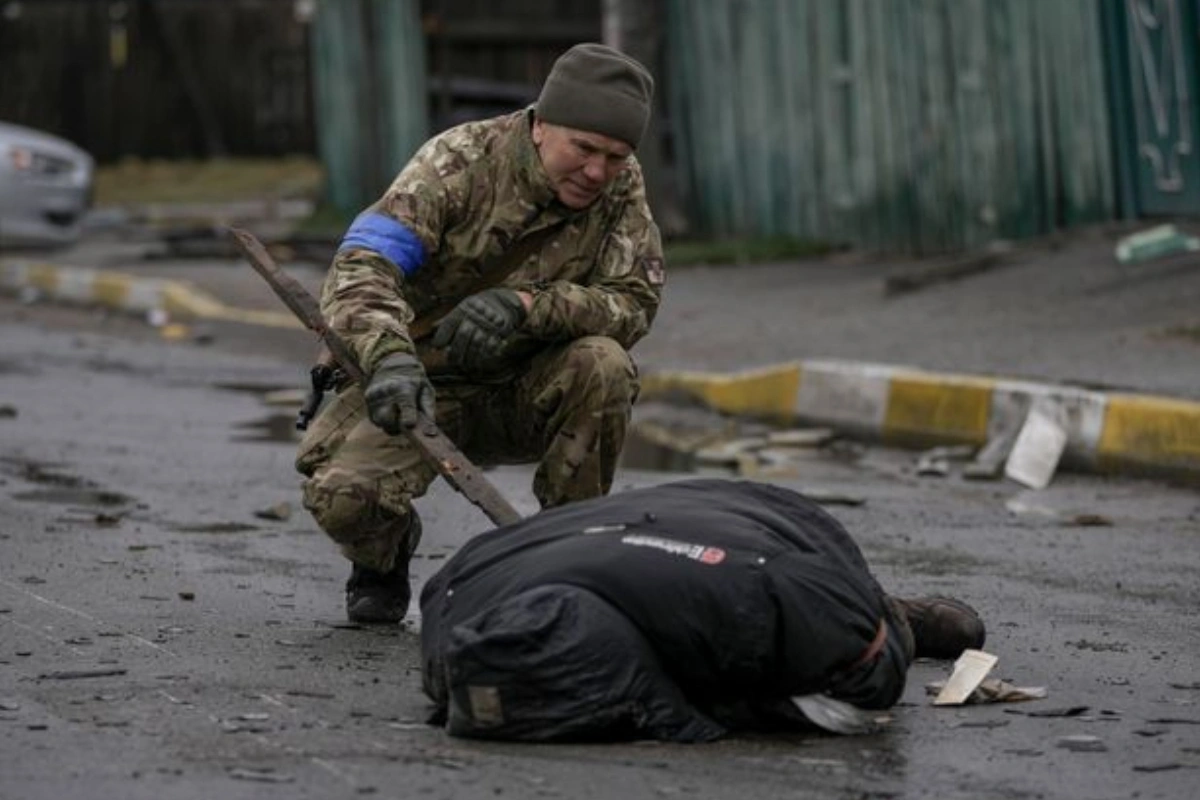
[535,43,654,149]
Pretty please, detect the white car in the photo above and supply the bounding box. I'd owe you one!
[0,121,94,248]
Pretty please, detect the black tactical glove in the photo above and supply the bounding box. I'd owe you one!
[431,288,528,373]
[364,353,435,434]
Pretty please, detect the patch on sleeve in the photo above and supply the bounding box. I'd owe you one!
[640,256,665,286]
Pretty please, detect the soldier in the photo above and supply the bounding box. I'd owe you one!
[296,44,664,623]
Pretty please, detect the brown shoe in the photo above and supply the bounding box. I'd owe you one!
[891,596,986,659]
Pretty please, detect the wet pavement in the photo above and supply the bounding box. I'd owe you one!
[1,295,1198,799]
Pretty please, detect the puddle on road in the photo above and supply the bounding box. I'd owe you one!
[3,458,136,508]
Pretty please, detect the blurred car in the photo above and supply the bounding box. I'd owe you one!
[0,121,94,248]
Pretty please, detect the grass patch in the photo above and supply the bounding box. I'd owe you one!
[664,236,837,266]
[94,156,323,207]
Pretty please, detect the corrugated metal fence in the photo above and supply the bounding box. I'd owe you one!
[310,0,428,213]
[666,0,1115,252]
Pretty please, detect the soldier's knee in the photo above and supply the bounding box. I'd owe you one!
[301,470,415,544]
[562,336,635,403]
[302,476,371,538]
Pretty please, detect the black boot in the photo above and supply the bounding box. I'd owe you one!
[890,596,986,659]
[345,512,422,624]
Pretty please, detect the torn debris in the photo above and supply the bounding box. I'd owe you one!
[1114,224,1200,264]
[933,649,1000,706]
[927,677,1048,704]
[1004,407,1068,489]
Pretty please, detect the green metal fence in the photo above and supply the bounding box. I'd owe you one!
[311,0,428,214]
[666,0,1115,253]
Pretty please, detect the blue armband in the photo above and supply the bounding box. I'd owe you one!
[338,212,427,277]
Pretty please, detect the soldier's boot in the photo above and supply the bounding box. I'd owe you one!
[345,511,423,624]
[890,596,986,659]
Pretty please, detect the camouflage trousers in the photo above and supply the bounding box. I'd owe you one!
[295,336,637,572]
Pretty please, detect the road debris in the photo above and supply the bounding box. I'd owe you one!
[964,422,1022,480]
[1020,706,1090,718]
[624,404,850,480]
[1132,762,1183,773]
[766,427,835,447]
[1005,407,1068,489]
[227,767,294,784]
[933,649,999,706]
[1063,513,1113,527]
[253,502,292,522]
[1114,224,1200,264]
[38,668,128,681]
[916,444,976,477]
[0,405,17,419]
[1057,734,1107,753]
[927,677,1047,704]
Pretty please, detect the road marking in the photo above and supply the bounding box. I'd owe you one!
[0,576,176,656]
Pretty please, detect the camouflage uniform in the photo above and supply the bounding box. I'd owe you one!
[297,109,665,572]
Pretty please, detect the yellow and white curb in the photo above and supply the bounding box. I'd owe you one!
[0,260,300,329]
[641,360,1200,481]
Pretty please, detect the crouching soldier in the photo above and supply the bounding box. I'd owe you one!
[295,43,663,623]
[420,479,985,742]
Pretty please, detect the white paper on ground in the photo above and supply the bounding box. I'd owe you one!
[933,649,1000,706]
[1004,408,1068,489]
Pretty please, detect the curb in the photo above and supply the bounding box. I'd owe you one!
[0,260,301,329]
[6,259,1197,482]
[641,360,1200,483]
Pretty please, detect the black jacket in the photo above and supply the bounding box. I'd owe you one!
[420,479,909,741]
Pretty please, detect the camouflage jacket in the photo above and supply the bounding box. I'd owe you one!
[322,108,665,374]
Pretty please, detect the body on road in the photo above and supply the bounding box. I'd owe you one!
[421,478,982,742]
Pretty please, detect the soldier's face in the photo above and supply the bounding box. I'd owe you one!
[532,120,633,209]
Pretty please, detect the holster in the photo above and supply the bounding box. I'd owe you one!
[295,348,348,430]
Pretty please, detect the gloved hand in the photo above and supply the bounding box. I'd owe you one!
[431,288,528,373]
[364,353,435,434]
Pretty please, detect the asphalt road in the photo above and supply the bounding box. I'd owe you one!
[1,234,1199,799]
